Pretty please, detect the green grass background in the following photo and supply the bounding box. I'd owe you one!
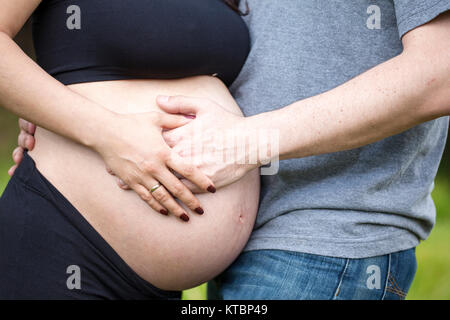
[1,108,449,300]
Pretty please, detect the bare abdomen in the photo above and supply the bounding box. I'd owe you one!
[28,76,260,290]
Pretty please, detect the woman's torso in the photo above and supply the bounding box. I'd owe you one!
[28,0,259,291]
[29,76,260,291]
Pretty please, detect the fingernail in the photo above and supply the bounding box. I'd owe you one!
[207,185,216,193]
[158,95,169,103]
[184,114,196,119]
[160,209,169,216]
[195,207,204,215]
[180,213,190,222]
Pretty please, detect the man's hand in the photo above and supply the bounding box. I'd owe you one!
[8,118,35,176]
[157,95,261,193]
[209,12,450,162]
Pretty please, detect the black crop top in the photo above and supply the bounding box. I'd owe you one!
[32,0,250,87]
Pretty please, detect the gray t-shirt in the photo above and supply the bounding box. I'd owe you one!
[231,0,450,258]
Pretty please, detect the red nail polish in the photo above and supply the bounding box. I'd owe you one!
[207,185,216,193]
[160,209,168,216]
[180,214,190,222]
[195,207,204,215]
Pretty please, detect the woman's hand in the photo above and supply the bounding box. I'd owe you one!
[10,118,132,189]
[11,114,216,222]
[157,95,262,193]
[92,111,216,221]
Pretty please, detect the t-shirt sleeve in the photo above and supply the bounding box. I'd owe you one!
[393,0,450,38]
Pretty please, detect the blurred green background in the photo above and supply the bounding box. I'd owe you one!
[0,21,449,300]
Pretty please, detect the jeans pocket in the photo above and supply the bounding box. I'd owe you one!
[383,248,417,300]
[385,272,408,299]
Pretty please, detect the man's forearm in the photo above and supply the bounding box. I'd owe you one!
[249,44,450,161]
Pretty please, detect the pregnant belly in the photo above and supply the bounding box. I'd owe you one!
[28,76,260,291]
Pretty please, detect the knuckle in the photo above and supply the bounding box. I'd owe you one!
[18,131,24,144]
[145,197,157,207]
[155,148,170,162]
[182,164,196,177]
[171,183,185,195]
[151,190,161,200]
[142,161,157,174]
[186,197,198,209]
[162,132,172,143]
[155,191,170,203]
[166,135,181,147]
[121,176,134,187]
[140,193,152,202]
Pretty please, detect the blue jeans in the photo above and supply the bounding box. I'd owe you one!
[208,248,417,300]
